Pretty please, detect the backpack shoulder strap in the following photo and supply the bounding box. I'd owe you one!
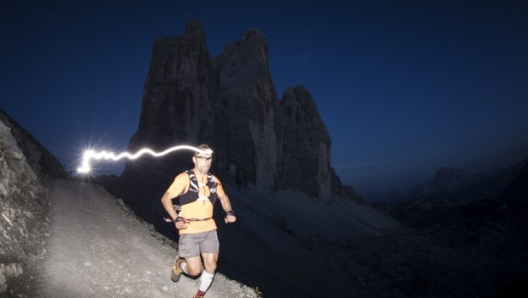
[186,169,199,192]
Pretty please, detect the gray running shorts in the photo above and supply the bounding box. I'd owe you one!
[178,230,219,258]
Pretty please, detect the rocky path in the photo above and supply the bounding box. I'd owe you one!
[36,179,257,298]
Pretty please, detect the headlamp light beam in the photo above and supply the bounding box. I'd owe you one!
[77,145,213,174]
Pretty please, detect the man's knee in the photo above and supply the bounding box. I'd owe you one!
[186,263,203,276]
[204,262,217,273]
[184,257,204,276]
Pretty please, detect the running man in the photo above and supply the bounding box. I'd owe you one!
[161,144,236,298]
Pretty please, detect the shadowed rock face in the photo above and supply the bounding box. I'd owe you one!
[0,112,56,296]
[0,110,67,179]
[121,20,347,200]
[213,28,279,191]
[279,86,333,199]
[503,158,528,206]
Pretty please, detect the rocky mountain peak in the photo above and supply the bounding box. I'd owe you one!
[121,20,348,200]
[278,86,332,199]
[411,166,474,200]
[184,19,206,41]
[240,29,269,50]
[432,167,474,191]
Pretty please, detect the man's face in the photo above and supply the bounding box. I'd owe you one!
[193,154,212,174]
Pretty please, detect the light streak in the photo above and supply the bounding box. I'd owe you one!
[77,145,213,174]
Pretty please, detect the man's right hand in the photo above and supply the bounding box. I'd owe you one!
[175,221,187,229]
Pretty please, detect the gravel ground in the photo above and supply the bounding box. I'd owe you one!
[30,179,258,298]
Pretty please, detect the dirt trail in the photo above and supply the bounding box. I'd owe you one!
[37,179,257,298]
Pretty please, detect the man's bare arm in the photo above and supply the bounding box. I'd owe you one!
[161,192,178,221]
[218,194,236,223]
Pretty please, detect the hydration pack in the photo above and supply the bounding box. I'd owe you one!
[177,169,218,206]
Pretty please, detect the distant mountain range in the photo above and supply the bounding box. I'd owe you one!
[365,155,528,206]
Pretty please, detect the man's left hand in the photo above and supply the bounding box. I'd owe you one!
[225,214,236,224]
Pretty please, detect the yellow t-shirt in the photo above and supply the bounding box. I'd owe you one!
[166,171,226,235]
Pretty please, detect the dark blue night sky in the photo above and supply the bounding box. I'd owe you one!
[2,1,527,194]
